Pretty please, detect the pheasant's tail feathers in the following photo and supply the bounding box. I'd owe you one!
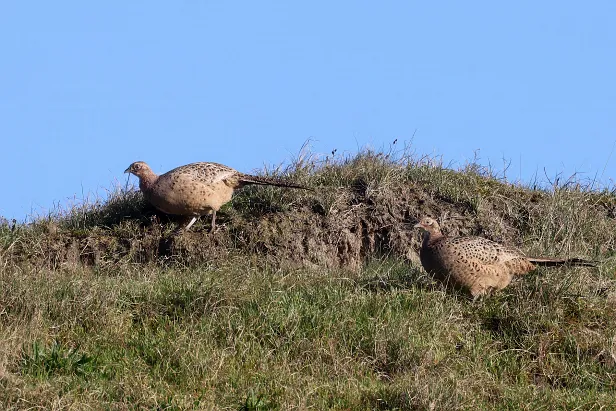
[528,257,597,267]
[239,174,312,191]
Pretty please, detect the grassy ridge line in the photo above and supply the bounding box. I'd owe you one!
[0,148,615,409]
[2,148,615,269]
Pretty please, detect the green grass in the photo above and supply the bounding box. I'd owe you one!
[1,148,615,409]
[1,260,615,409]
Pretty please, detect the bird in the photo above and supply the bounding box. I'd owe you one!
[414,217,595,298]
[125,161,310,231]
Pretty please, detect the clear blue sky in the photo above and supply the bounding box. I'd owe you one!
[1,1,615,221]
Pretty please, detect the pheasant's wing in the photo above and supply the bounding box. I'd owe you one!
[442,236,524,265]
[163,162,240,185]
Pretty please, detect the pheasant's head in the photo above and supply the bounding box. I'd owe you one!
[124,161,154,179]
[414,217,442,235]
[124,161,158,190]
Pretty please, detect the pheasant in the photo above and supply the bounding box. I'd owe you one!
[414,217,595,298]
[125,161,309,231]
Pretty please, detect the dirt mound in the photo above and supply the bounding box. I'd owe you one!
[0,186,514,271]
[3,157,614,271]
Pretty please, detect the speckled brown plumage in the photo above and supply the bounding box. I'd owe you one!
[125,161,309,231]
[414,217,595,298]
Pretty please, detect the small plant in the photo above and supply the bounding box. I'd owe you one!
[240,391,276,411]
[20,340,97,379]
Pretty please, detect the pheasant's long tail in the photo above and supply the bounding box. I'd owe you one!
[239,174,312,190]
[528,257,596,267]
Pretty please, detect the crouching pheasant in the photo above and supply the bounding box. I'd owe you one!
[414,217,595,298]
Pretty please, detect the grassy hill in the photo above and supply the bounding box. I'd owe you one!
[1,149,615,410]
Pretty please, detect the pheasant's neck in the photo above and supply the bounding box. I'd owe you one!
[423,230,443,247]
[138,172,158,192]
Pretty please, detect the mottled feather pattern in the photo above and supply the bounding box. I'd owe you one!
[166,163,240,185]
[125,161,309,231]
[415,217,594,298]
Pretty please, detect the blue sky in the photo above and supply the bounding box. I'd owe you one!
[1,1,615,221]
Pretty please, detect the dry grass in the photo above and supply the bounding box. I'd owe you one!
[1,147,615,409]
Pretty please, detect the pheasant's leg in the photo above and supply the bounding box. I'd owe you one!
[210,211,217,232]
[184,217,198,231]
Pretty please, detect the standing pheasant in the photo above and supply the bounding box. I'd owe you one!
[414,217,594,298]
[125,161,309,231]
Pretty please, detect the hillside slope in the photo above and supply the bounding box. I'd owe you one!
[4,150,616,270]
[1,150,615,409]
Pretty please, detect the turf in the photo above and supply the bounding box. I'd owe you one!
[1,147,615,409]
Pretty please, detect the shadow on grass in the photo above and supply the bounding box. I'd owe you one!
[358,262,473,301]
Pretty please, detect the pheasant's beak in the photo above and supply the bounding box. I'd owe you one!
[413,222,424,229]
[124,167,131,174]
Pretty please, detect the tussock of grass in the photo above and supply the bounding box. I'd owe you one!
[1,147,615,409]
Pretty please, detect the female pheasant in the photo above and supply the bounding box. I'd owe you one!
[125,161,309,231]
[414,217,595,298]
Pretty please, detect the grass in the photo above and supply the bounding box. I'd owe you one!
[1,147,615,409]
